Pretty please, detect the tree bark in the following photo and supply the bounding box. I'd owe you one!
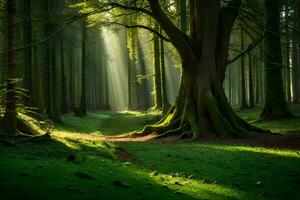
[293,0,300,103]
[248,55,255,108]
[135,0,268,139]
[240,27,249,109]
[160,28,170,113]
[152,22,163,110]
[260,0,293,120]
[2,0,17,134]
[79,19,87,116]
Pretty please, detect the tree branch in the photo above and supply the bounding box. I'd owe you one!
[147,0,194,66]
[107,22,171,42]
[228,34,265,65]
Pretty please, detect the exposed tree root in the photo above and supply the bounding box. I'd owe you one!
[132,93,272,141]
[259,104,294,121]
[0,114,52,142]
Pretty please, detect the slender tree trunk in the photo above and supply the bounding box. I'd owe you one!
[30,0,46,115]
[137,39,150,110]
[153,22,163,110]
[248,55,255,108]
[79,19,87,116]
[260,0,293,120]
[21,0,32,105]
[61,37,68,113]
[240,27,249,109]
[293,0,300,103]
[2,0,17,134]
[47,0,61,122]
[160,28,170,113]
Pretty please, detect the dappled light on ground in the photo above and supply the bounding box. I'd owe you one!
[1,108,300,200]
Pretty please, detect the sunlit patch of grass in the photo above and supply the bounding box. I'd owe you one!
[55,111,160,136]
[98,111,160,135]
[198,143,300,158]
[121,142,300,200]
[236,105,300,133]
[17,113,48,136]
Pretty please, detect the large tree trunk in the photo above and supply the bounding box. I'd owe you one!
[260,0,293,120]
[2,0,17,134]
[31,0,45,115]
[79,19,87,116]
[135,0,267,139]
[21,0,33,106]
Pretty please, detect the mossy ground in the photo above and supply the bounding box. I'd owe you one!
[0,107,300,200]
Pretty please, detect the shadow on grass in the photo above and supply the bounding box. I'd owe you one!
[0,139,248,200]
[120,142,300,200]
[2,108,300,200]
[236,105,300,133]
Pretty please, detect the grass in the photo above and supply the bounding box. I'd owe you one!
[236,105,300,133]
[0,107,300,200]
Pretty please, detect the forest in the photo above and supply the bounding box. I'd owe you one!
[0,0,300,199]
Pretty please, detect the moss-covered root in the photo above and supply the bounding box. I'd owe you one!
[0,114,51,141]
[132,93,272,141]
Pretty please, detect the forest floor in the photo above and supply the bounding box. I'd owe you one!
[0,107,300,200]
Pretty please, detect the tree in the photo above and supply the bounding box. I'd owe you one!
[1,0,17,134]
[152,22,163,110]
[160,28,170,113]
[260,0,293,120]
[240,26,249,109]
[78,19,87,116]
[293,0,300,103]
[132,0,267,139]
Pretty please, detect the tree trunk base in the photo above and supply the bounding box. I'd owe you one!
[0,114,51,142]
[132,95,272,140]
[260,105,294,121]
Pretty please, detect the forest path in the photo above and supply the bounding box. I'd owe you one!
[104,133,158,142]
[54,108,300,149]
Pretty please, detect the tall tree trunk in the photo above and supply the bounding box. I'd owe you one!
[79,19,87,116]
[160,28,170,113]
[137,39,150,110]
[47,0,61,122]
[248,55,255,108]
[21,0,32,106]
[152,22,163,110]
[136,0,267,139]
[2,0,17,134]
[293,0,300,103]
[260,0,293,120]
[61,37,68,113]
[285,5,291,102]
[240,27,249,109]
[30,0,45,115]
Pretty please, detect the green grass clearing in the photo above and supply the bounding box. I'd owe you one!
[0,108,300,200]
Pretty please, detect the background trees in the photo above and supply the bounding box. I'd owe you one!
[0,0,299,136]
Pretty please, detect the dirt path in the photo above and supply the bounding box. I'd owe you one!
[105,133,158,142]
[104,131,300,150]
